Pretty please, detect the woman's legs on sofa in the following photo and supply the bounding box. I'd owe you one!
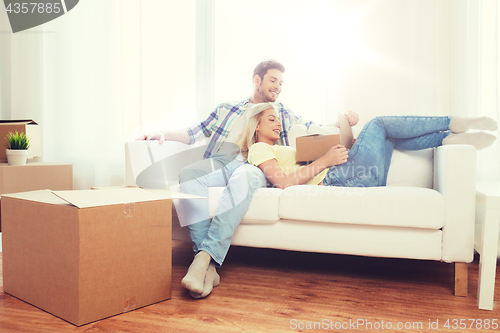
[449,116,498,133]
[323,116,497,187]
[324,116,452,187]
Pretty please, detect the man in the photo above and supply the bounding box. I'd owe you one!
[139,60,358,299]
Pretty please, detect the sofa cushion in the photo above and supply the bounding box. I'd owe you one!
[208,187,282,225]
[279,185,445,229]
[386,149,434,188]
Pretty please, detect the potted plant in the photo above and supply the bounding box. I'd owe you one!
[5,131,31,166]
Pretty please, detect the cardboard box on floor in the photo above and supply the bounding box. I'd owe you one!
[295,113,354,162]
[0,120,42,162]
[1,188,173,326]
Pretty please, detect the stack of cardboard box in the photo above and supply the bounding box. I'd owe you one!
[0,120,73,231]
[1,121,178,326]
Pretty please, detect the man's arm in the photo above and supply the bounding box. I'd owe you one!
[136,128,191,144]
[136,103,227,145]
[280,104,359,130]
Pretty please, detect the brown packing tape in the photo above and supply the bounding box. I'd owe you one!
[124,297,137,312]
[124,203,135,217]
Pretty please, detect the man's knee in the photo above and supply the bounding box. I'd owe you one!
[239,164,267,190]
[179,162,210,185]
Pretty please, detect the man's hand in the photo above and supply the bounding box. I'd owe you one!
[345,110,359,127]
[136,132,165,144]
[136,129,191,145]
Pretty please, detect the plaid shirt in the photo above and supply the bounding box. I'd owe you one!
[187,99,314,159]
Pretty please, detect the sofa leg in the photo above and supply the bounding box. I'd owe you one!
[454,262,468,297]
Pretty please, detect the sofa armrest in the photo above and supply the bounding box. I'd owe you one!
[433,145,476,263]
[125,140,205,187]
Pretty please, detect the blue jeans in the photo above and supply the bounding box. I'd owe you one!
[177,153,267,267]
[323,116,452,187]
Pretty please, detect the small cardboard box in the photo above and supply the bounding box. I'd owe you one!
[0,162,73,231]
[296,134,341,162]
[1,188,172,326]
[0,162,73,195]
[0,120,42,162]
[296,113,354,162]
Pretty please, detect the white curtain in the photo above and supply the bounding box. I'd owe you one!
[458,0,500,180]
[6,0,196,189]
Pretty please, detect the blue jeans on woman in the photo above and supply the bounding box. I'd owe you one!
[323,116,452,187]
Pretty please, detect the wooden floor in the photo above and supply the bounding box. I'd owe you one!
[0,240,499,332]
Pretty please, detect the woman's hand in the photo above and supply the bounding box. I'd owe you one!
[318,144,349,167]
[345,110,359,127]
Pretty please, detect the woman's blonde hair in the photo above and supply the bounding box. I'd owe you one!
[236,102,279,160]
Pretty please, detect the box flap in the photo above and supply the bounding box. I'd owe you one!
[143,188,205,200]
[52,188,168,209]
[2,190,72,206]
[301,134,321,138]
[0,119,38,125]
[338,112,353,149]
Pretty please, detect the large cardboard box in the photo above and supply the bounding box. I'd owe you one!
[0,162,73,231]
[0,120,42,162]
[1,188,172,326]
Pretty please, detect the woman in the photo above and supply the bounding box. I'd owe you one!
[237,103,497,188]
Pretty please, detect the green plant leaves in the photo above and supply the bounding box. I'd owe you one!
[5,131,31,150]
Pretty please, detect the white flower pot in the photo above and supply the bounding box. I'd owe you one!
[6,149,29,166]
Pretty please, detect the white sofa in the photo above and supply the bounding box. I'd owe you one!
[125,125,476,295]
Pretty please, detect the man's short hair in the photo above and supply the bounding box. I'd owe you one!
[253,60,285,80]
